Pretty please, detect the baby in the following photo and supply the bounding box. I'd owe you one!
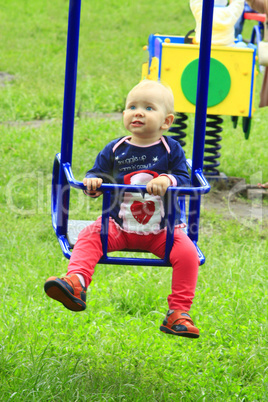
[44,80,201,339]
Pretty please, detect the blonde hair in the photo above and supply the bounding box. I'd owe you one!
[127,79,174,115]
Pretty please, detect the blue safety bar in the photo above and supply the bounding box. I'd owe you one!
[52,0,214,265]
[250,23,263,45]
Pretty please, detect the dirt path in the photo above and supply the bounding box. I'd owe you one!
[202,186,268,227]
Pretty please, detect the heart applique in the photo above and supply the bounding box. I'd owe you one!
[130,200,155,225]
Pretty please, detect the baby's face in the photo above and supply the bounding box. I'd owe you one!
[123,85,169,141]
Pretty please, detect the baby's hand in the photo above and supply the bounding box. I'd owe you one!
[146,176,172,196]
[83,177,103,198]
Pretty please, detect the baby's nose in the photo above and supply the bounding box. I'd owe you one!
[134,108,144,116]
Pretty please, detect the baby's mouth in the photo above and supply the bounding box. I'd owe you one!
[131,120,144,127]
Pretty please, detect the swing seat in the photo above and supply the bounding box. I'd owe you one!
[67,197,187,249]
[52,153,210,267]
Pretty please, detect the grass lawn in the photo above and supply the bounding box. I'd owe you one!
[0,1,267,401]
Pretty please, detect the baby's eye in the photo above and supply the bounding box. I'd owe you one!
[130,105,136,110]
[146,106,153,111]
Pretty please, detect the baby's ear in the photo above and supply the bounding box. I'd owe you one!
[161,114,174,130]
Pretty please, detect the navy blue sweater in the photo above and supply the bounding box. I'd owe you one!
[85,136,190,233]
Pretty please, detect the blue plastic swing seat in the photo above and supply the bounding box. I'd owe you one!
[52,154,210,266]
[51,0,214,268]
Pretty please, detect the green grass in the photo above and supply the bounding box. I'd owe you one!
[0,1,268,401]
[0,0,194,121]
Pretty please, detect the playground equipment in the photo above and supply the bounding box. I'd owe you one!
[51,0,216,266]
[245,12,268,69]
[244,10,266,47]
[142,32,258,176]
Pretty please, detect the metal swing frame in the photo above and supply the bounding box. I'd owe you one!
[51,0,214,265]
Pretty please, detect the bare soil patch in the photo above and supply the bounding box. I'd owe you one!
[0,72,15,86]
[202,178,268,225]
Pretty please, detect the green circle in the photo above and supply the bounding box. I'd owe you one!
[181,58,231,107]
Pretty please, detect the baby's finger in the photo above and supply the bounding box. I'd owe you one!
[91,180,98,191]
[146,183,152,194]
[159,185,166,196]
[83,178,89,187]
[85,179,93,190]
[97,178,103,188]
[152,183,160,196]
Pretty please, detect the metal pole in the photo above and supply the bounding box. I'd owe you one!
[188,0,214,242]
[56,0,81,235]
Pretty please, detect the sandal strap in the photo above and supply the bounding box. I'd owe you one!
[62,275,83,298]
[167,310,194,326]
[62,275,76,288]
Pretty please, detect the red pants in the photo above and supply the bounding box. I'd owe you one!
[67,218,200,311]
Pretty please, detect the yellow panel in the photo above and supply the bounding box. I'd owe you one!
[156,44,256,117]
[148,57,159,81]
[141,62,149,80]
